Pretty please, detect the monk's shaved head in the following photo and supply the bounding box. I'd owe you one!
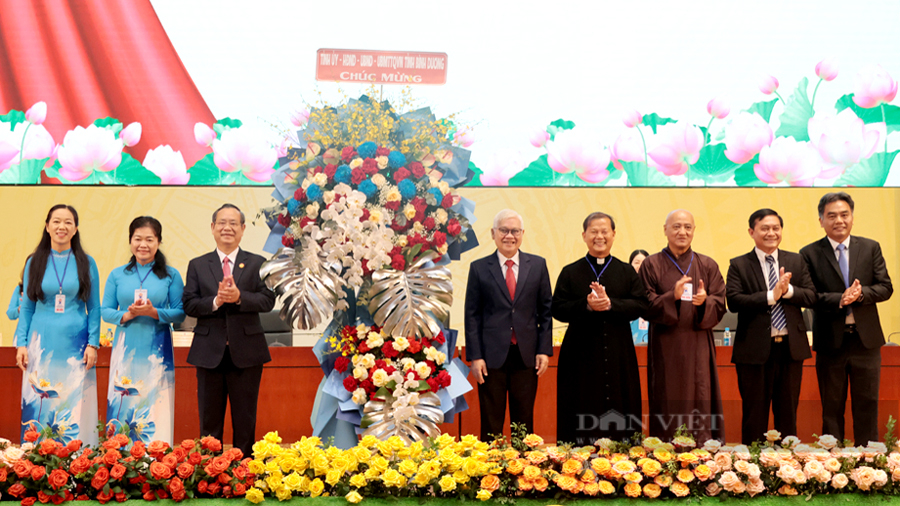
[664,209,696,255]
[665,209,694,226]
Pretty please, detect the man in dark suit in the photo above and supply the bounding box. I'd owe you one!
[183,203,276,456]
[464,209,553,441]
[726,209,816,444]
[800,192,893,444]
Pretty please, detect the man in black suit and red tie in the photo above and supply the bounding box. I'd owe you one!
[726,209,816,444]
[464,209,553,441]
[800,192,893,444]
[183,203,276,456]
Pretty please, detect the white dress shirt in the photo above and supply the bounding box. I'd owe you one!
[826,236,855,324]
[755,248,793,337]
[211,248,240,312]
[498,250,520,282]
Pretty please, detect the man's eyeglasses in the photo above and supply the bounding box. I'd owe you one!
[496,227,523,237]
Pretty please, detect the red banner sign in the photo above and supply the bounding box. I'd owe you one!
[316,49,447,85]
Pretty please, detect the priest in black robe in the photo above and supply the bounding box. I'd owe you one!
[552,212,648,444]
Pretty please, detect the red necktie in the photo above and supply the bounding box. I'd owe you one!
[223,257,232,277]
[506,259,517,344]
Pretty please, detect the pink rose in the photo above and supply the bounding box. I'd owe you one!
[852,64,897,108]
[724,112,774,164]
[648,121,703,176]
[706,98,730,119]
[815,58,839,81]
[754,137,822,186]
[758,75,779,95]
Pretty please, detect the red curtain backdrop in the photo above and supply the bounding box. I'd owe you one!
[0,0,216,167]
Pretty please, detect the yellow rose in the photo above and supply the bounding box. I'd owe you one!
[283,472,303,491]
[308,478,325,498]
[331,456,350,474]
[312,454,330,474]
[694,464,713,481]
[480,475,500,492]
[265,473,284,491]
[526,451,548,465]
[275,486,292,501]
[438,474,457,492]
[523,434,544,447]
[463,458,482,477]
[245,487,265,504]
[671,481,690,497]
[387,436,404,452]
[624,472,643,484]
[397,459,417,477]
[598,480,616,495]
[264,431,283,444]
[591,458,611,475]
[349,474,367,488]
[562,458,583,475]
[382,469,407,488]
[677,469,695,483]
[629,446,647,459]
[655,474,673,487]
[624,482,642,497]
[643,483,662,498]
[248,460,266,475]
[386,187,401,202]
[677,452,699,465]
[346,490,363,504]
[476,489,492,501]
[368,209,383,224]
[370,456,389,472]
[325,469,342,486]
[506,459,525,475]
[354,447,372,463]
[452,470,470,484]
[363,468,380,480]
[653,448,674,463]
[641,459,662,477]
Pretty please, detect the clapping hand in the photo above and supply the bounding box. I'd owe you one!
[128,297,158,320]
[841,279,862,307]
[216,275,241,305]
[692,279,707,306]
[773,268,792,301]
[674,275,692,301]
[587,282,611,311]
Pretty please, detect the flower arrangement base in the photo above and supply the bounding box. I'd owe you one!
[361,392,443,444]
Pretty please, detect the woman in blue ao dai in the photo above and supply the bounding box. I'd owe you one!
[102,216,184,445]
[15,205,100,445]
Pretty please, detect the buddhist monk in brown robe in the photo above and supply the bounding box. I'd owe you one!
[638,210,726,441]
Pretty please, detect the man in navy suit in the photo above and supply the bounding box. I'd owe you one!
[800,192,893,444]
[183,204,276,456]
[726,209,816,444]
[464,209,553,441]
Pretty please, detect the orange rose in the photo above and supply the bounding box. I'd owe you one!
[102,439,119,450]
[562,458,583,475]
[169,476,185,495]
[506,459,525,475]
[643,483,662,498]
[162,453,179,469]
[8,483,27,498]
[580,469,597,483]
[38,491,51,503]
[172,447,187,463]
[629,447,647,459]
[109,464,126,480]
[130,442,146,459]
[69,456,91,476]
[217,472,231,485]
[30,465,46,481]
[201,436,222,453]
[150,461,173,480]
[655,474,673,487]
[653,448,673,463]
[671,481,690,497]
[517,476,533,491]
[677,469,695,483]
[503,449,520,460]
[533,477,549,492]
[694,464,713,481]
[181,440,196,451]
[582,482,600,496]
[66,440,82,453]
[591,457,611,476]
[177,462,195,479]
[188,452,203,465]
[556,474,578,492]
[624,482,642,497]
[24,428,40,442]
[480,475,500,492]
[205,456,231,477]
[39,439,60,456]
[598,480,616,495]
[525,451,547,465]
[523,465,542,481]
[612,460,637,476]
[148,440,170,456]
[523,434,544,447]
[91,466,110,490]
[233,482,247,496]
[102,449,121,467]
[115,434,130,448]
[624,472,643,484]
[677,452,699,466]
[0,467,6,482]
[641,459,662,477]
[47,469,69,490]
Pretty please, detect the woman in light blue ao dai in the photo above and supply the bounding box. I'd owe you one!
[102,216,184,445]
[15,205,100,445]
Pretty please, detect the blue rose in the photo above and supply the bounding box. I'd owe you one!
[335,164,352,185]
[306,184,323,201]
[388,151,406,169]
[357,141,377,159]
[287,198,302,217]
[398,179,417,200]
[358,179,377,198]
[428,188,444,203]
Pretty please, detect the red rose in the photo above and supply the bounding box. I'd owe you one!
[13,459,34,478]
[392,167,411,182]
[423,217,436,230]
[172,447,187,463]
[140,492,154,502]
[381,342,399,359]
[362,158,378,175]
[340,147,356,163]
[69,456,91,476]
[38,491,50,504]
[76,494,89,501]
[97,490,115,504]
[391,254,406,271]
[147,441,170,456]
[342,375,358,392]
[0,466,7,482]
[22,497,37,506]
[375,147,391,157]
[91,466,110,490]
[408,161,425,178]
[298,216,316,229]
[407,338,422,354]
[350,167,367,185]
[206,456,231,477]
[233,483,247,496]
[39,439,60,455]
[23,429,39,442]
[217,472,231,484]
[30,465,46,481]
[227,448,243,461]
[115,434,129,447]
[433,231,447,247]
[50,494,64,505]
[441,194,454,208]
[384,200,400,211]
[180,440,195,451]
[437,370,452,387]
[8,483,26,498]
[427,377,440,392]
[197,480,209,495]
[232,465,247,481]
[109,464,126,480]
[176,462,194,479]
[171,489,186,502]
[276,213,291,227]
[411,196,427,211]
[188,452,202,465]
[207,483,221,496]
[324,164,337,180]
[102,440,119,450]
[200,436,222,453]
[102,449,121,467]
[48,469,70,490]
[162,453,179,469]
[447,218,462,236]
[334,356,350,373]
[66,440,82,453]
[149,461,173,480]
[55,447,70,459]
[168,476,185,495]
[359,208,370,222]
[390,219,408,232]
[114,492,127,503]
[282,235,295,249]
[357,341,370,354]
[130,442,146,459]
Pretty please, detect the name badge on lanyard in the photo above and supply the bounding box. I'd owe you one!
[51,251,72,314]
[663,250,695,302]
[134,264,153,304]
[55,294,66,313]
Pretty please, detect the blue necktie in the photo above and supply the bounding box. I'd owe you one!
[766,255,787,331]
[837,244,849,288]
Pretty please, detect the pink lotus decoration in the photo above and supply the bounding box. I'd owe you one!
[852,65,898,108]
[758,75,780,95]
[479,150,527,186]
[724,112,774,164]
[706,98,730,119]
[754,137,822,186]
[211,127,278,183]
[529,129,550,148]
[452,128,475,148]
[25,102,47,125]
[143,145,190,185]
[120,122,142,148]
[194,122,216,147]
[648,122,704,176]
[0,142,17,172]
[291,109,311,127]
[57,125,124,181]
[544,129,611,183]
[610,128,652,170]
[623,110,642,128]
[808,109,884,179]
[0,121,56,172]
[815,58,839,82]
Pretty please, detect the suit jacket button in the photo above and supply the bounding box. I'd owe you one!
[512,309,515,313]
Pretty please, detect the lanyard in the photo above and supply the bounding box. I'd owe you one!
[584,254,612,282]
[50,251,72,294]
[136,263,154,288]
[663,249,694,277]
